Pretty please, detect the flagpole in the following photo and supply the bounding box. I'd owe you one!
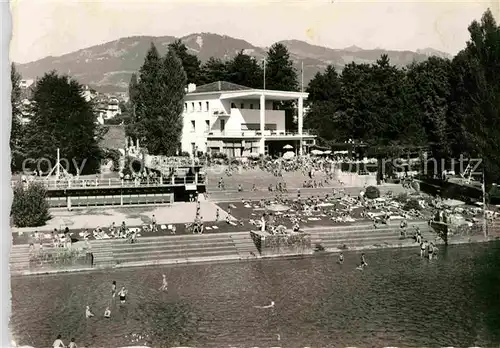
[301,61,304,92]
[483,168,487,238]
[263,58,266,90]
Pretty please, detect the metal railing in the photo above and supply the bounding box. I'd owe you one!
[12,176,206,189]
[206,130,315,137]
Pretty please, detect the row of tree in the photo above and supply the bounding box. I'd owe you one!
[304,9,500,185]
[10,9,499,184]
[159,39,298,90]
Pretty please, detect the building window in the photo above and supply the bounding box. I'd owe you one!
[250,104,254,109]
[240,103,244,109]
[205,120,210,132]
[191,120,196,132]
[198,102,202,111]
[206,101,209,111]
[231,102,236,108]
[191,102,195,111]
[184,103,187,111]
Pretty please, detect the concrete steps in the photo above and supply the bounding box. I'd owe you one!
[230,233,260,259]
[90,233,242,268]
[10,245,30,273]
[309,221,435,251]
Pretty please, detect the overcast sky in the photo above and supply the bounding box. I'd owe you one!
[9,0,497,64]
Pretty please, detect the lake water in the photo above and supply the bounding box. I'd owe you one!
[10,242,500,348]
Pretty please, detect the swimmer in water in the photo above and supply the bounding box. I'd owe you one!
[111,281,117,298]
[254,301,275,309]
[85,305,94,318]
[338,252,344,264]
[360,253,368,268]
[420,240,427,258]
[104,307,111,318]
[118,286,128,304]
[159,274,168,291]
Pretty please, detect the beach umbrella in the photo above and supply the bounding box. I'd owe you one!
[282,151,295,160]
[323,150,332,154]
[311,149,323,155]
[283,144,293,150]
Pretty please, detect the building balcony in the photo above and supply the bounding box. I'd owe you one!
[211,109,230,117]
[205,130,315,138]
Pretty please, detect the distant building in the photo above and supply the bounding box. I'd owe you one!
[95,97,121,124]
[81,85,98,102]
[19,79,34,89]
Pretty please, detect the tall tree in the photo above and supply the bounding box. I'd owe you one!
[448,8,500,185]
[265,43,298,91]
[406,57,452,167]
[10,63,24,171]
[24,71,102,175]
[265,43,299,131]
[304,66,343,144]
[168,39,201,85]
[132,43,187,155]
[128,73,139,108]
[199,57,228,85]
[226,51,263,88]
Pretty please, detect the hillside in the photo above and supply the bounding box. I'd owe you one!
[15,32,452,93]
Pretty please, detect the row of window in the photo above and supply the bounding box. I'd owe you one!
[189,120,211,132]
[185,101,210,112]
[230,102,255,109]
[183,101,258,113]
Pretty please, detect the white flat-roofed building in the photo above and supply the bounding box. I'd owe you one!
[182,81,315,157]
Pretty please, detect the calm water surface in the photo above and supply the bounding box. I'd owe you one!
[10,242,500,348]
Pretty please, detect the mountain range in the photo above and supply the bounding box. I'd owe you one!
[15,32,453,93]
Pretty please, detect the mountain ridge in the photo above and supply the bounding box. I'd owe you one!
[15,32,453,93]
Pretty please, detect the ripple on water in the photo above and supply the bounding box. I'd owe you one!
[10,242,500,347]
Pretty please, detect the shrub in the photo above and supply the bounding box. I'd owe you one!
[365,186,380,199]
[403,198,422,211]
[11,182,51,228]
[122,155,144,176]
[102,148,122,172]
[394,192,409,203]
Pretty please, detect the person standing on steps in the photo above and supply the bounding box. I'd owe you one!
[151,214,157,232]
